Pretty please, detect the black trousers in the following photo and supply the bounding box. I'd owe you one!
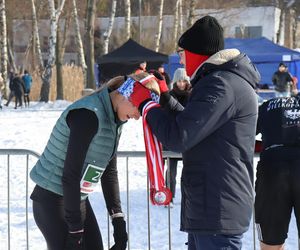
[165,158,178,201]
[32,198,103,250]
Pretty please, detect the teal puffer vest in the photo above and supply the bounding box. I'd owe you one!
[30,88,123,198]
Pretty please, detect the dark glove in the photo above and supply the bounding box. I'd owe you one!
[148,69,169,93]
[64,231,84,250]
[129,81,153,112]
[109,217,127,250]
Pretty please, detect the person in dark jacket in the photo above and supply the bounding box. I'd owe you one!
[0,73,3,109]
[5,73,25,109]
[255,96,300,250]
[272,62,293,97]
[130,16,260,249]
[158,65,171,89]
[29,73,160,250]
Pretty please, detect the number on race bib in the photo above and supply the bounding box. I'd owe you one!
[80,164,105,194]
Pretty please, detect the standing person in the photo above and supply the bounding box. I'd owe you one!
[130,16,260,249]
[29,72,160,250]
[157,64,171,89]
[272,62,293,97]
[164,67,191,206]
[5,73,25,109]
[5,71,16,107]
[0,73,4,109]
[22,70,32,107]
[255,96,300,250]
[134,61,147,74]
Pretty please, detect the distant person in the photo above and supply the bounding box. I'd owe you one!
[165,67,191,206]
[5,73,25,109]
[134,61,147,74]
[22,70,32,107]
[94,64,101,88]
[157,65,171,89]
[255,96,300,250]
[272,62,293,97]
[0,73,3,109]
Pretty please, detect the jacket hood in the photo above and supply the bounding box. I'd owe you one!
[191,49,261,89]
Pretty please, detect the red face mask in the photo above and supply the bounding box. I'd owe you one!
[185,50,210,77]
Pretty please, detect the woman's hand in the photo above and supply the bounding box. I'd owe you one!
[109,217,127,250]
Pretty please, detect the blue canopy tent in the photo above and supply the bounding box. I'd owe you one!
[167,37,300,88]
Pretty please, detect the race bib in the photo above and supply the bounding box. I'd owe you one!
[80,164,105,194]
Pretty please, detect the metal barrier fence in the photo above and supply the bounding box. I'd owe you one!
[0,149,183,250]
[2,149,297,250]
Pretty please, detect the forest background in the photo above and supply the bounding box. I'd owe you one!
[1,0,300,102]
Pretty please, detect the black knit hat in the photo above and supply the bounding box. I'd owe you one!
[178,16,224,55]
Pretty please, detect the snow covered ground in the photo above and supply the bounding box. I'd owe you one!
[0,101,298,250]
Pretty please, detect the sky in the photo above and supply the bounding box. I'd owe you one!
[0,101,298,250]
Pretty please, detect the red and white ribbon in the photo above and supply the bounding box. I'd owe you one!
[142,101,172,205]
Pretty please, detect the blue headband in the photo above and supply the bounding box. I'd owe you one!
[117,77,160,103]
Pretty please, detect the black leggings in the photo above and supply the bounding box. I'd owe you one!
[32,198,103,250]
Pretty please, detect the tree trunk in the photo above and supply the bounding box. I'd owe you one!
[7,37,17,72]
[31,0,44,72]
[187,0,196,27]
[85,0,96,89]
[0,0,8,86]
[124,0,131,40]
[40,0,66,102]
[154,0,164,52]
[56,22,63,100]
[103,0,117,54]
[178,0,183,35]
[72,0,87,87]
[173,0,179,51]
[276,8,285,44]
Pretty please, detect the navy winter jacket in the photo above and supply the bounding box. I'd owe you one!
[147,50,260,234]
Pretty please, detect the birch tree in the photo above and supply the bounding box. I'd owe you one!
[72,0,87,87]
[154,0,164,52]
[39,0,66,102]
[0,0,8,85]
[103,0,117,54]
[173,0,179,51]
[178,0,183,35]
[187,0,196,27]
[124,0,131,40]
[31,0,44,72]
[85,0,96,89]
[56,16,70,100]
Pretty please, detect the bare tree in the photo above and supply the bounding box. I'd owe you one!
[39,0,66,102]
[173,0,180,51]
[56,17,70,100]
[7,37,17,72]
[31,0,44,72]
[103,0,117,54]
[72,0,87,87]
[124,0,131,40]
[85,0,96,89]
[187,0,196,27]
[154,0,164,52]
[178,0,183,35]
[0,0,8,85]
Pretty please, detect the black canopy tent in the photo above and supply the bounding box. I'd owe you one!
[97,39,169,82]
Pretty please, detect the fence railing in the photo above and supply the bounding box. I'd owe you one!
[3,148,293,250]
[0,149,184,250]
